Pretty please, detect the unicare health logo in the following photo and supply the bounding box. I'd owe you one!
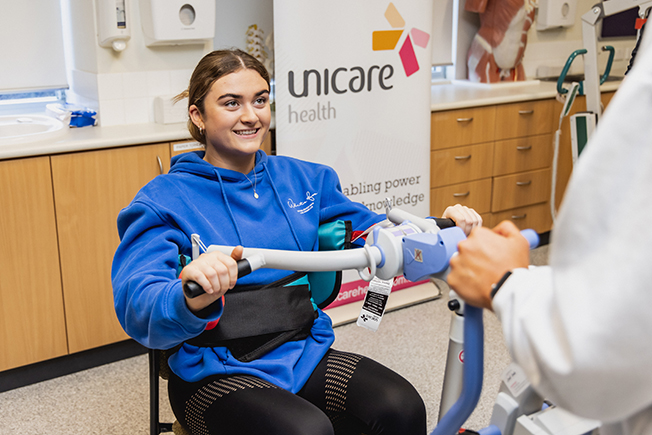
[372,3,430,77]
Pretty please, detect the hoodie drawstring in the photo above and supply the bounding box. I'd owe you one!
[214,169,245,245]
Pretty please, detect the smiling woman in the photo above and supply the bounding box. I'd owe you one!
[112,48,439,435]
[188,69,271,172]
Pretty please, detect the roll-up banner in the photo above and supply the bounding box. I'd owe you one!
[274,0,434,308]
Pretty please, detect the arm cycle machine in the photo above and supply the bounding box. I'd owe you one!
[184,205,599,435]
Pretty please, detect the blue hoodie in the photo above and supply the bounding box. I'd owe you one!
[111,150,383,392]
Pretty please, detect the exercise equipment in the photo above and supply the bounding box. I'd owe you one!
[184,206,537,298]
[181,203,566,435]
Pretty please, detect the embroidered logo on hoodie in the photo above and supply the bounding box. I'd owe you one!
[288,191,318,214]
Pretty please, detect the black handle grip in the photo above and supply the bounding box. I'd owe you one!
[183,258,252,299]
[431,217,456,229]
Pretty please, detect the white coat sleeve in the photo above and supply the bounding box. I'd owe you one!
[491,27,652,424]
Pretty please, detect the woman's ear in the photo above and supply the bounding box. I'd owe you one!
[189,105,203,129]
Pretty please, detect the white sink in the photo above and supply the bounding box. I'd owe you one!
[0,114,66,146]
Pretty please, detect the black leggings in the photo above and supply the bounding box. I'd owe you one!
[168,349,427,435]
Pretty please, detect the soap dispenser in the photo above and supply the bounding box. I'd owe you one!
[96,0,131,52]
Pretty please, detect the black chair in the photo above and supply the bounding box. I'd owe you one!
[149,348,175,434]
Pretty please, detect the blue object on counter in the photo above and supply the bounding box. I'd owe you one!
[46,103,97,128]
[69,107,97,128]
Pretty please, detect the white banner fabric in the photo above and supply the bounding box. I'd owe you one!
[274,0,434,306]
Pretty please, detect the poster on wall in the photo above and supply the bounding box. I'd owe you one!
[274,0,434,308]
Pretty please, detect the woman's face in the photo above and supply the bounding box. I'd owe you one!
[190,68,271,172]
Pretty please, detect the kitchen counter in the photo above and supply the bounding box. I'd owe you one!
[1,80,621,160]
[0,121,192,161]
[431,79,621,111]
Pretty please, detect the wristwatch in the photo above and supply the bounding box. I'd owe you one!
[490,271,512,299]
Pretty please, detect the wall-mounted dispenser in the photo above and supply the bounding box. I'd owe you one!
[537,0,577,30]
[96,0,131,51]
[139,0,216,46]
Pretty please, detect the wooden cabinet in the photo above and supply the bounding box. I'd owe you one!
[50,143,170,353]
[490,100,554,232]
[431,106,495,149]
[0,157,69,371]
[431,99,555,233]
[494,100,554,140]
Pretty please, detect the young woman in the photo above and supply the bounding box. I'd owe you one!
[112,49,481,435]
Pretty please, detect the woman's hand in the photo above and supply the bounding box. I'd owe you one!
[442,204,483,235]
[448,221,530,310]
[182,246,244,313]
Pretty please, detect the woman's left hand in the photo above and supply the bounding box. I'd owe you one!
[442,204,482,235]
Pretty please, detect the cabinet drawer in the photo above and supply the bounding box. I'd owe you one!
[491,202,553,233]
[492,168,551,212]
[431,142,494,188]
[494,100,554,140]
[430,178,492,216]
[431,106,496,150]
[493,134,553,176]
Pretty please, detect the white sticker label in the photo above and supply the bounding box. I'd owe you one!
[501,362,531,398]
[356,277,393,332]
[173,141,204,152]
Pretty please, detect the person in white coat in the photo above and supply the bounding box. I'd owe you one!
[447,24,652,435]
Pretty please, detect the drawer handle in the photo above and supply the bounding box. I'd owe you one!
[511,214,527,219]
[456,117,474,122]
[516,145,532,151]
[156,155,164,175]
[454,155,472,160]
[453,191,470,197]
[518,110,534,115]
[516,180,532,186]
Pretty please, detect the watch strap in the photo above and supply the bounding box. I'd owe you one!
[490,271,512,299]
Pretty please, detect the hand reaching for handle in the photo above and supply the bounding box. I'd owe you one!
[182,246,244,313]
[442,204,483,235]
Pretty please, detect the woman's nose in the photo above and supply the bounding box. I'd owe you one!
[240,104,258,124]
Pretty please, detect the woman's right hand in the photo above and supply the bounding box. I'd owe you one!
[181,246,244,312]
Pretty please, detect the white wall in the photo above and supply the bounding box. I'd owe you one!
[213,0,274,51]
[523,0,637,79]
[32,0,637,127]
[451,0,638,81]
[63,0,213,126]
[61,0,275,126]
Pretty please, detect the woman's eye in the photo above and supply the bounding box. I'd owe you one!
[225,100,238,107]
[255,98,268,105]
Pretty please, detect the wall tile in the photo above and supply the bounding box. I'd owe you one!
[99,99,125,126]
[122,72,149,98]
[169,69,193,95]
[147,71,171,97]
[123,97,151,125]
[97,73,124,101]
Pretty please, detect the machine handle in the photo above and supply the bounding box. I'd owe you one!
[431,217,456,229]
[600,45,615,85]
[520,228,539,249]
[183,259,253,299]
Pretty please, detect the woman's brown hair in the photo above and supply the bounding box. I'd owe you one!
[175,49,270,144]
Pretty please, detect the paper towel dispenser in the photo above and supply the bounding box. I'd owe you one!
[537,0,577,30]
[140,0,215,46]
